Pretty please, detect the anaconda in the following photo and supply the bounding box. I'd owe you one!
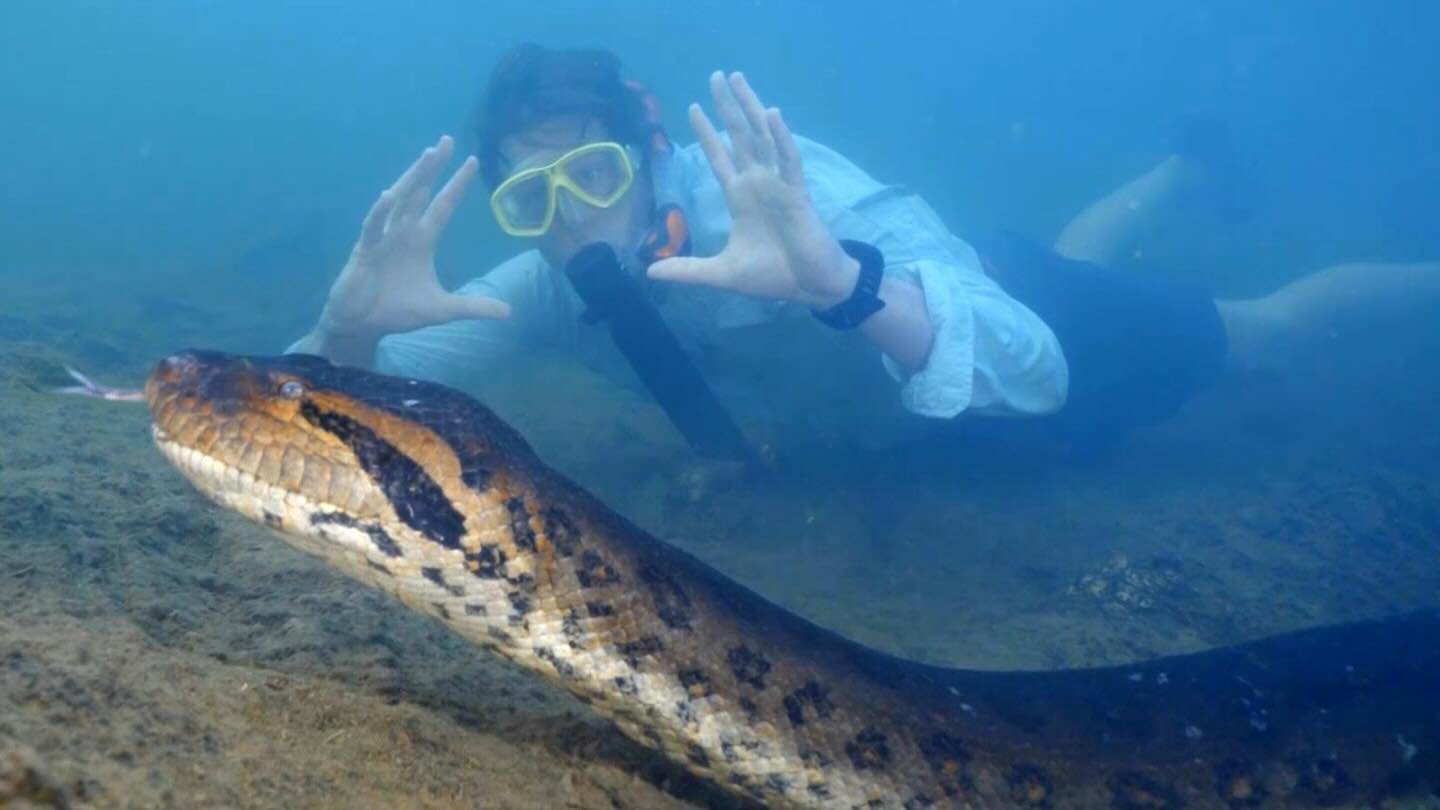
[142,350,1440,809]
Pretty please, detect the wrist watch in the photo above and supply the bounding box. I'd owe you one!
[811,239,887,330]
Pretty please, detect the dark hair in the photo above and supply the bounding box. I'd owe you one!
[475,44,647,188]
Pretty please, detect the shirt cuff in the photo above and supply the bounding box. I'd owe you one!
[879,259,976,418]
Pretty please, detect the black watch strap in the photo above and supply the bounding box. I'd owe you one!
[811,239,886,330]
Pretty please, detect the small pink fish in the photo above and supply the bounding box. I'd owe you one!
[53,366,146,403]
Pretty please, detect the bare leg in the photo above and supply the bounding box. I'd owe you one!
[1052,157,1198,265]
[1218,261,1440,372]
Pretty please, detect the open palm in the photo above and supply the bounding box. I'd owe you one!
[647,72,856,309]
[321,136,509,343]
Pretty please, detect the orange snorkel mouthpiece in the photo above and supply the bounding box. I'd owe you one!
[639,204,691,267]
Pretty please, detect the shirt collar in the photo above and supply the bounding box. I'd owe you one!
[649,150,688,211]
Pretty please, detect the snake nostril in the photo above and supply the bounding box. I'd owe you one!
[162,351,201,380]
[164,353,198,377]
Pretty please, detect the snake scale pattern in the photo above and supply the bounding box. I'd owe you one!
[144,351,1440,809]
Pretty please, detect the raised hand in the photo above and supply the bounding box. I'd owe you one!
[318,135,509,346]
[647,72,858,309]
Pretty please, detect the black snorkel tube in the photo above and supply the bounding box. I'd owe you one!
[563,233,762,468]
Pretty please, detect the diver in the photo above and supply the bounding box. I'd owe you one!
[288,43,1440,457]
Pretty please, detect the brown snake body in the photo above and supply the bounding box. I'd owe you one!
[142,351,1440,809]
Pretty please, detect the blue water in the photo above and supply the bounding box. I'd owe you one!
[1,3,1438,803]
[4,1,1437,291]
[2,0,1440,631]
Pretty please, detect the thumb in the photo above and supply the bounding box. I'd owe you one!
[646,255,722,287]
[439,292,511,323]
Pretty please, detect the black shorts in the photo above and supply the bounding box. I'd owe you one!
[973,232,1228,446]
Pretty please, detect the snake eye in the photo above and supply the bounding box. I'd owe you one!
[279,380,305,399]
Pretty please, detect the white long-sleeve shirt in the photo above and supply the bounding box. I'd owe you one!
[369,135,1067,425]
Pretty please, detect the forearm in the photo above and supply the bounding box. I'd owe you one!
[804,248,935,373]
[858,275,934,374]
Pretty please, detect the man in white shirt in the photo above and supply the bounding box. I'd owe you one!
[290,44,1439,454]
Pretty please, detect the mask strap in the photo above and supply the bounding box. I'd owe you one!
[625,79,672,157]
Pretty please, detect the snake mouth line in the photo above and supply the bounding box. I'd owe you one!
[153,432,257,499]
[151,428,429,577]
[152,426,292,505]
[152,431,353,537]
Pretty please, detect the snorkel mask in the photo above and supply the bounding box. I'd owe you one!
[488,79,689,265]
[489,141,644,238]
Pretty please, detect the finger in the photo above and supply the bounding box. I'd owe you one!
[688,103,736,185]
[440,293,511,323]
[389,135,454,223]
[396,135,455,221]
[421,155,478,234]
[646,254,723,288]
[386,135,448,199]
[359,190,397,249]
[768,108,806,186]
[709,70,755,170]
[728,73,776,165]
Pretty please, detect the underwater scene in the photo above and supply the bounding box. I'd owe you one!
[1,1,1438,807]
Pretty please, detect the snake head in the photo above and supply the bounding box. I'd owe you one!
[146,350,531,556]
[146,350,321,456]
[145,351,399,529]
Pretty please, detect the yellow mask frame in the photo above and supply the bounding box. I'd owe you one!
[489,141,640,237]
